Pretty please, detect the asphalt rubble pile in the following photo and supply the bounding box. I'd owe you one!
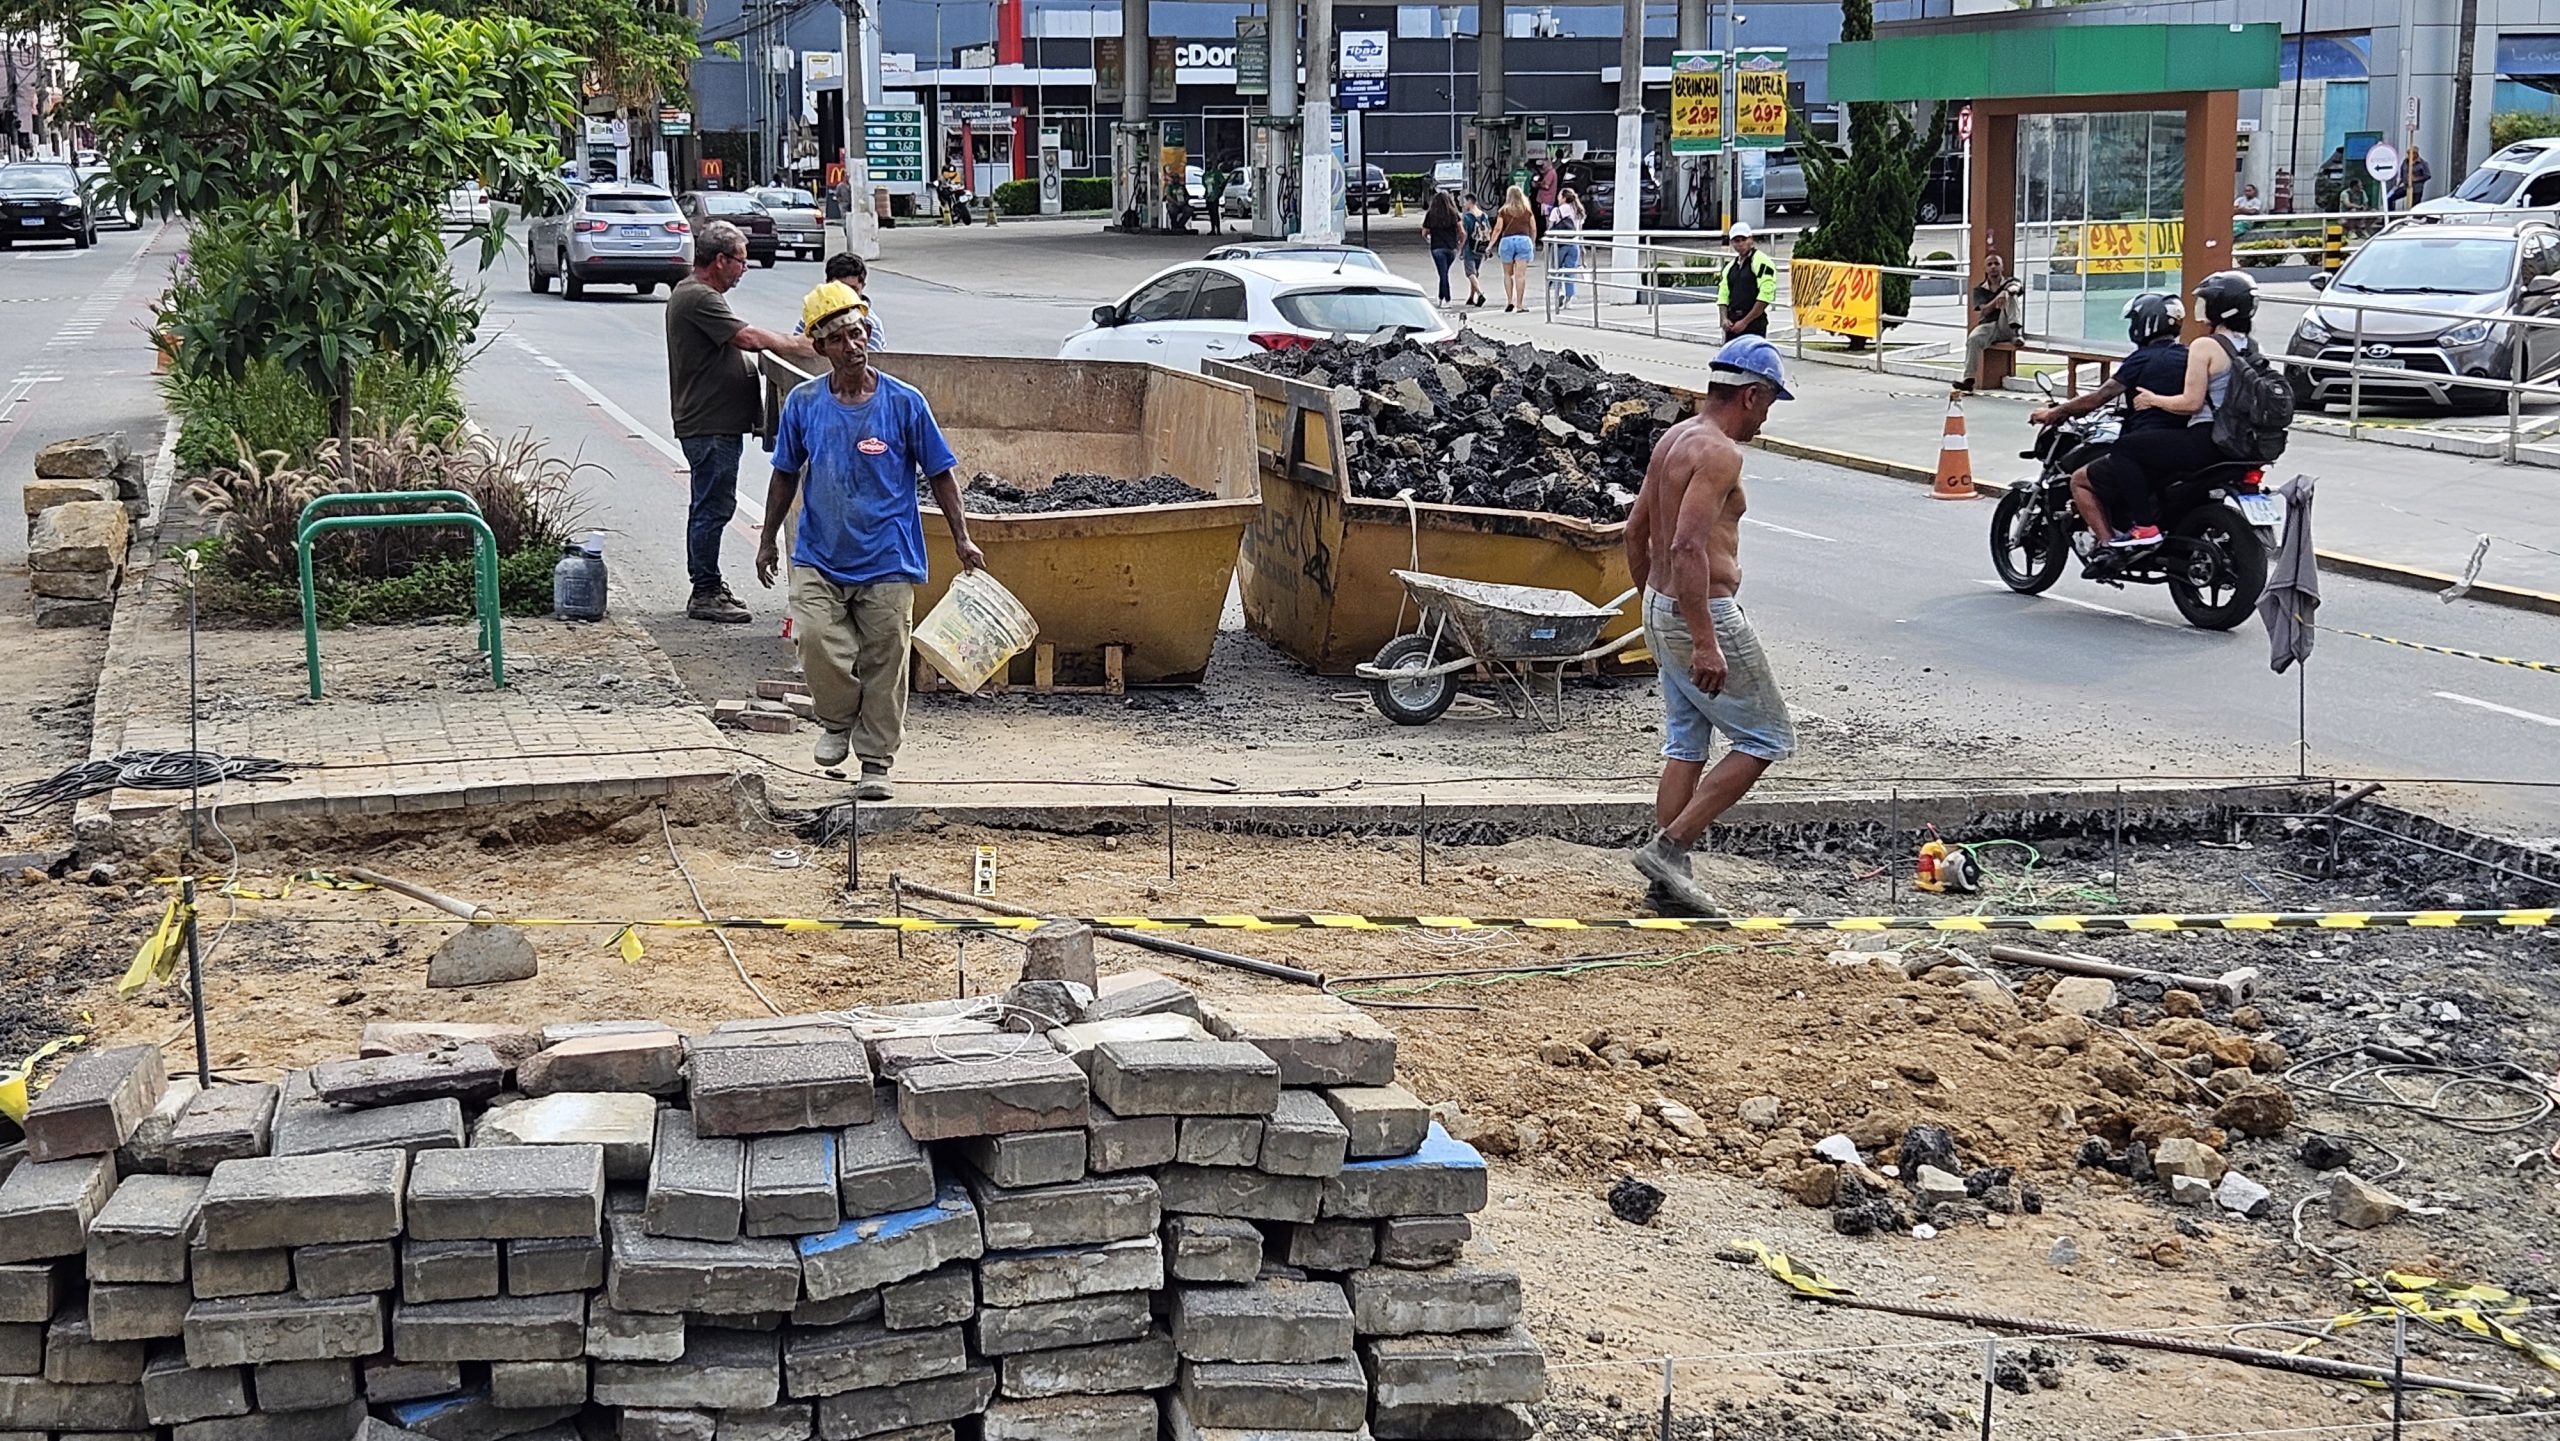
[947,473,1213,515]
[1238,333,1687,521]
[0,933,1544,1441]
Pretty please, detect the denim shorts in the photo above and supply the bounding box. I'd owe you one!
[1642,590,1795,763]
[1496,234,1534,264]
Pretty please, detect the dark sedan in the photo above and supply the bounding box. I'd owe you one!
[0,164,95,249]
[678,191,777,267]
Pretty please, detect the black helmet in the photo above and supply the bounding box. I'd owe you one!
[2195,270,2258,328]
[2121,291,2185,345]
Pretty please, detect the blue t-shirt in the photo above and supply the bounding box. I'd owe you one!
[2114,341,2190,434]
[769,371,958,586]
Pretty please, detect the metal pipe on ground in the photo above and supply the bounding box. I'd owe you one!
[1981,943,2260,1008]
[341,865,493,920]
[894,880,1326,987]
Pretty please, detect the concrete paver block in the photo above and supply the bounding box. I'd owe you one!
[1204,996,1396,1088]
[293,1240,396,1300]
[409,1143,605,1241]
[1088,1042,1281,1118]
[172,1396,370,1441]
[188,1245,288,1300]
[250,1358,354,1411]
[1359,1326,1545,1407]
[689,1039,876,1138]
[971,1291,1152,1357]
[620,1409,716,1441]
[88,1281,194,1341]
[45,1304,148,1381]
[1286,1221,1375,1274]
[745,1133,841,1239]
[1344,1266,1521,1335]
[1018,922,1099,994]
[996,1328,1176,1399]
[586,1301,685,1363]
[796,1184,982,1303]
[87,1175,207,1284]
[401,1239,500,1304]
[1050,1015,1211,1068]
[0,1320,32,1375]
[810,1365,993,1440]
[645,1110,743,1242]
[780,1319,968,1397]
[423,926,540,990]
[1369,1401,1533,1441]
[1084,1103,1178,1174]
[791,1291,882,1329]
[1165,1216,1263,1284]
[22,1045,165,1162]
[979,1394,1155,1441]
[897,1051,1089,1141]
[956,1128,1086,1189]
[142,1347,247,1425]
[1259,1092,1350,1179]
[269,1072,460,1159]
[0,1154,119,1262]
[198,1151,406,1251]
[1178,1117,1264,1168]
[877,1264,974,1330]
[1319,1124,1487,1220]
[517,1032,684,1097]
[605,1216,800,1317]
[474,1093,658,1182]
[971,1172,1160,1250]
[308,1047,507,1109]
[393,1292,586,1362]
[0,1374,150,1430]
[866,1034,1027,1083]
[836,1099,936,1218]
[1317,1086,1428,1161]
[504,1235,604,1296]
[0,1264,50,1323]
[182,1293,385,1367]
[1374,1216,1470,1271]
[714,1404,813,1441]
[1158,1165,1322,1224]
[360,1024,543,1067]
[361,1359,465,1403]
[1171,1280,1354,1364]
[591,1326,782,1410]
[1179,1358,1369,1432]
[114,1078,200,1175]
[977,1235,1161,1309]
[486,1359,587,1410]
[1078,972,1204,1025]
[162,1085,278,1173]
[382,1386,577,1441]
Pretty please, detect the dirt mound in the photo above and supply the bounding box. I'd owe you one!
[952,471,1212,514]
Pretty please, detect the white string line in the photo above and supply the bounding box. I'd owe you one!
[2120,1408,2560,1441]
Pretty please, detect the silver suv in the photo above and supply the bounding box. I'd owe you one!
[528,183,691,299]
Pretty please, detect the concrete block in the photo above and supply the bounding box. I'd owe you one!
[1259,1092,1350,1179]
[0,1375,149,1430]
[393,1293,585,1362]
[1166,1395,1371,1441]
[604,1216,800,1317]
[979,1394,1155,1441]
[1204,996,1396,1088]
[835,1101,936,1217]
[1049,1016,1212,1067]
[486,1359,586,1410]
[308,1047,506,1109]
[473,1094,657,1182]
[409,1144,605,1241]
[541,1019,673,1048]
[1159,1166,1322,1224]
[795,1185,982,1303]
[162,1086,277,1173]
[896,1051,1088,1141]
[171,1397,370,1441]
[877,1264,973,1330]
[1088,1042,1280,1118]
[1369,1401,1534,1441]
[1319,1125,1486,1220]
[383,1387,577,1441]
[790,1291,881,1329]
[1374,1217,1469,1271]
[87,1175,205,1283]
[0,1264,58,1326]
[644,1110,743,1242]
[623,1411,717,1441]
[1179,1117,1264,1168]
[780,1320,966,1397]
[0,1323,36,1375]
[1079,971,1204,1025]
[422,927,540,989]
[86,1282,192,1341]
[996,1328,1176,1399]
[361,1360,464,1403]
[141,1347,247,1425]
[865,1034,1028,1083]
[44,1308,147,1382]
[1018,922,1098,994]
[23,1046,165,1163]
[187,1246,288,1300]
[745,1133,840,1239]
[957,1129,1085,1189]
[361,1024,543,1067]
[33,432,129,480]
[1286,1222,1374,1274]
[27,501,129,572]
[517,1032,684,1097]
[250,1359,353,1411]
[810,1366,992,1440]
[1172,1280,1354,1364]
[971,1172,1158,1250]
[977,1235,1160,1308]
[1359,1326,1545,1407]
[268,1072,462,1158]
[970,1291,1152,1357]
[293,1240,395,1300]
[1166,1216,1263,1284]
[182,1293,384,1367]
[504,1235,603,1296]
[715,1405,813,1441]
[587,1301,685,1363]
[402,1240,500,1303]
[198,1151,406,1251]
[114,1079,200,1175]
[1180,1359,1369,1431]
[1344,1267,1520,1335]
[689,1039,876,1138]
[1084,1104,1178,1175]
[0,1155,118,1262]
[591,1326,781,1410]
[1317,1087,1427,1161]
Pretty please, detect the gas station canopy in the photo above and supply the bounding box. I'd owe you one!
[1827,23,2280,103]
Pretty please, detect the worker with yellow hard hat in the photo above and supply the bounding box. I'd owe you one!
[753,281,985,800]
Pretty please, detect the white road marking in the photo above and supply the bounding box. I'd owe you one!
[510,336,765,530]
[1970,578,2196,632]
[2433,691,2560,728]
[1743,517,1839,543]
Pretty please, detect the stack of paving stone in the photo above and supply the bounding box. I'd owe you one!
[0,929,1544,1441]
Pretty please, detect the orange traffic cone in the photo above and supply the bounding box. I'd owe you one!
[1931,390,1977,500]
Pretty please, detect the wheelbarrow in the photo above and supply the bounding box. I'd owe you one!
[1357,569,1643,729]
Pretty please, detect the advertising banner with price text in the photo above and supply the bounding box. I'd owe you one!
[1670,51,1722,155]
[1735,47,1788,149]
[1789,258,1881,338]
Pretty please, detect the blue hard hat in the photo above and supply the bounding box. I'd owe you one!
[1709,335,1793,401]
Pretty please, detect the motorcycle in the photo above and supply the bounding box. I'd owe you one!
[1989,380,2283,631]
[935,175,974,226]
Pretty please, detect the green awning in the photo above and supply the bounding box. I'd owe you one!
[1829,23,2280,102]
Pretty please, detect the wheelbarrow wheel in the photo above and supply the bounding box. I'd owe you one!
[1369,633,1459,725]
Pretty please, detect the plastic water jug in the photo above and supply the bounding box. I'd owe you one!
[552,532,608,621]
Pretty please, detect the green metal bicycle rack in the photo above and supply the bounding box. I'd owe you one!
[297,490,505,699]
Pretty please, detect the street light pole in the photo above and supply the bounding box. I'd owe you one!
[1442,5,1460,162]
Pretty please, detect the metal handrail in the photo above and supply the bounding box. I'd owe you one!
[297,499,505,699]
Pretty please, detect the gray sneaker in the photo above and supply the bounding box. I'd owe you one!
[1630,843,1727,916]
[813,729,851,768]
[854,765,893,802]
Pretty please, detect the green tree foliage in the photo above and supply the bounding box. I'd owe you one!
[1792,0,1947,333]
[406,0,698,109]
[2491,110,2560,152]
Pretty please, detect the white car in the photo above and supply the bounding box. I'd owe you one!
[1057,259,1455,373]
[2419,138,2560,214]
[442,184,492,229]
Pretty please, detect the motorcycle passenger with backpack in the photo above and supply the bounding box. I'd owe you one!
[1991,271,2296,630]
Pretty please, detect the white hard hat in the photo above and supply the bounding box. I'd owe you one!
[1728,222,1754,240]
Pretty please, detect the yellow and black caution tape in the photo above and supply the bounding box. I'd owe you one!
[118,893,195,995]
[148,871,379,901]
[2331,1271,2560,1375]
[1729,1239,1851,1299]
[0,1036,86,1124]
[2332,627,2560,675]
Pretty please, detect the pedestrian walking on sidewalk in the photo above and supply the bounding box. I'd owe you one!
[1621,335,1797,916]
[754,281,985,800]
[1547,188,1587,306]
[1458,194,1490,307]
[1718,224,1776,338]
[1423,191,1463,304]
[1960,253,2025,393]
[665,219,817,624]
[1491,185,1538,312]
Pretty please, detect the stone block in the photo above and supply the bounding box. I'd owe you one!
[504,1235,603,1296]
[591,1327,782,1410]
[198,1151,406,1251]
[486,1360,586,1410]
[971,1172,1158,1251]
[587,1302,685,1363]
[623,1411,717,1441]
[541,1019,672,1048]
[1159,1166,1322,1224]
[383,1387,577,1441]
[1048,1015,1213,1066]
[33,432,128,480]
[182,1293,384,1367]
[1259,1093,1350,1179]
[250,1359,353,1411]
[1079,971,1204,1025]
[745,1133,840,1239]
[27,501,129,572]
[1286,1222,1374,1274]
[0,1266,56,1327]
[23,477,114,514]
[604,1217,800,1317]
[977,1235,1161,1308]
[689,1040,875,1138]
[897,1052,1088,1142]
[361,1024,543,1068]
[1318,1087,1428,1161]
[23,1046,165,1163]
[1374,1217,1469,1271]
[1360,1327,1545,1408]
[45,1308,147,1383]
[781,1320,967,1397]
[791,1292,881,1329]
[409,1144,604,1241]
[474,1094,657,1182]
[996,1328,1177,1399]
[422,926,540,989]
[1319,1126,1485,1220]
[1344,1267,1520,1335]
[1088,1042,1280,1118]
[86,1282,192,1342]
[162,1086,277,1173]
[1166,1216,1263,1284]
[517,1032,684,1097]
[1018,922,1098,993]
[1172,1280,1354,1364]
[645,1110,743,1242]
[866,1035,1028,1083]
[979,1394,1155,1441]
[1180,1359,1369,1431]
[269,1077,462,1160]
[715,1405,813,1441]
[172,1398,371,1441]
[293,1240,395,1300]
[361,1360,464,1403]
[309,1047,506,1109]
[972,1290,1152,1357]
[141,1347,247,1425]
[32,595,112,628]
[402,1240,500,1303]
[0,1375,149,1430]
[956,1129,1085,1189]
[87,1175,206,1283]
[0,1154,118,1262]
[1369,1401,1534,1441]
[114,1079,200,1175]
[1180,1115,1265,1169]
[1085,1104,1178,1175]
[0,1323,35,1374]
[1204,996,1395,1088]
[835,1102,936,1218]
[810,1366,993,1440]
[796,1184,982,1303]
[878,1264,973,1330]
[393,1293,585,1362]
[31,566,116,600]
[188,1247,288,1300]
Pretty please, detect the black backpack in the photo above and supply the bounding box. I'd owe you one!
[2209,335,2292,462]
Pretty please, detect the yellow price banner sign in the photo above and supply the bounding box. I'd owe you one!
[2081,220,2184,275]
[1790,257,1882,339]
[1735,48,1788,149]
[1670,51,1722,155]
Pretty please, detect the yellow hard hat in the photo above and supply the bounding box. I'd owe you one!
[801,280,868,339]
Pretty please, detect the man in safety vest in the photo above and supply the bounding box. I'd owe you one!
[1718,223,1777,338]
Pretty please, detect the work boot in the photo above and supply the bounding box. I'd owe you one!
[854,765,893,802]
[1630,834,1726,917]
[813,729,851,768]
[688,588,750,624]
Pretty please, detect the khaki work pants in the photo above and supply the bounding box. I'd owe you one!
[791,569,914,771]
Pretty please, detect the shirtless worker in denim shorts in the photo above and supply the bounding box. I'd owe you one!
[1623,335,1797,915]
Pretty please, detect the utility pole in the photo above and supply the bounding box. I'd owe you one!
[1299,0,1336,240]
[1676,0,1706,229]
[1611,0,1644,250]
[2451,0,2480,175]
[838,0,877,258]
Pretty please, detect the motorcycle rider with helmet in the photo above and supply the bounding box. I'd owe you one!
[2128,269,2262,459]
[2028,291,2191,570]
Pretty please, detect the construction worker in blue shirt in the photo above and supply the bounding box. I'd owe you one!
[1718,223,1778,339]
